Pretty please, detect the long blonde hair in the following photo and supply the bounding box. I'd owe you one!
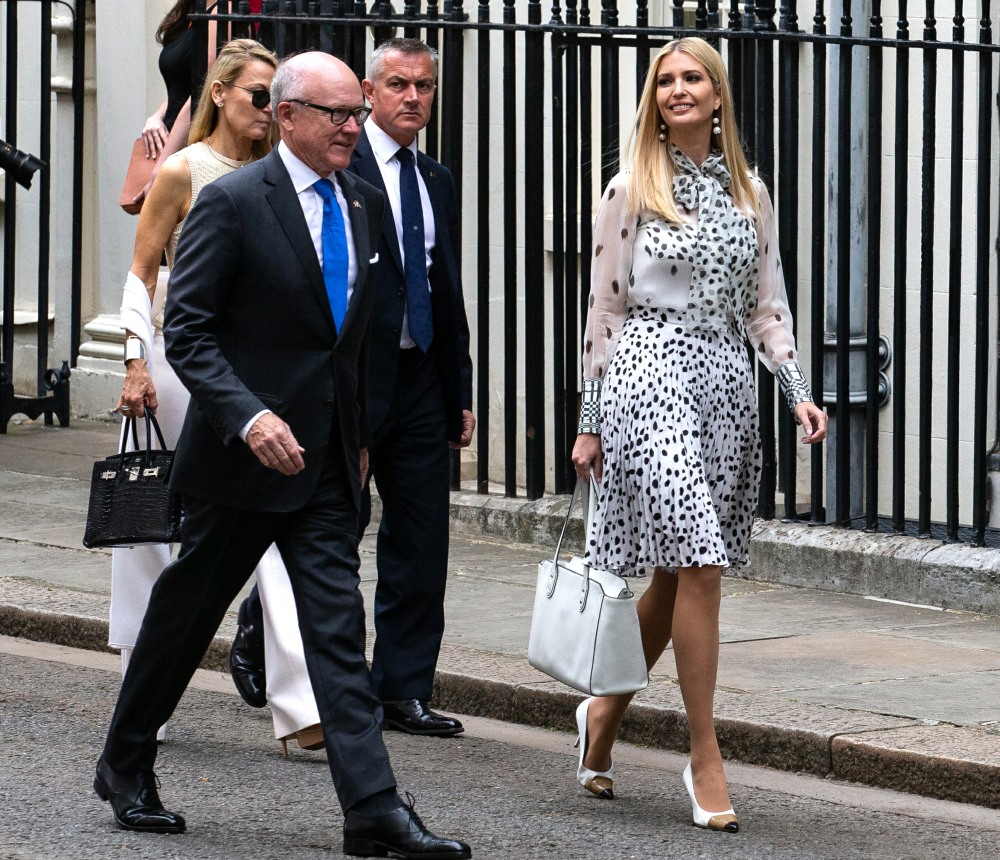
[625,37,756,224]
[188,39,280,160]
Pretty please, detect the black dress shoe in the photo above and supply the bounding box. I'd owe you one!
[93,759,186,834]
[343,803,471,858]
[229,595,266,708]
[381,699,464,737]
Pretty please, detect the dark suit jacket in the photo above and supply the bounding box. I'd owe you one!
[163,147,385,512]
[348,131,472,444]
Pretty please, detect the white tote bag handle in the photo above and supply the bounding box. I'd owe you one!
[549,474,601,610]
[551,473,601,561]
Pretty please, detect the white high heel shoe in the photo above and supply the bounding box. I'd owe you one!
[682,762,738,832]
[574,698,614,799]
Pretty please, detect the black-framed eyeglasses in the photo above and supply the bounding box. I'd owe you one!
[230,84,271,110]
[287,99,372,127]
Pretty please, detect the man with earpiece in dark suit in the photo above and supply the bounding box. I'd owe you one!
[349,36,475,737]
[91,50,471,860]
[229,37,475,740]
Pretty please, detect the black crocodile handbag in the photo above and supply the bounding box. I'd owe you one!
[82,412,182,548]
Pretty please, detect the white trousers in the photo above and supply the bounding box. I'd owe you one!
[108,329,188,649]
[255,545,319,738]
[108,282,319,739]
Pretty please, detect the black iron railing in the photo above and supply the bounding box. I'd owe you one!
[0,0,81,432]
[197,2,1000,545]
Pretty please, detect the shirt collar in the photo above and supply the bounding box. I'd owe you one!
[364,119,418,165]
[277,139,338,194]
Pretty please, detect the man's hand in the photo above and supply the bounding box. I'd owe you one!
[360,447,369,486]
[246,413,306,475]
[449,409,476,449]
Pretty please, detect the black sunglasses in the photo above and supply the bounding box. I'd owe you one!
[230,84,272,110]
[288,99,372,127]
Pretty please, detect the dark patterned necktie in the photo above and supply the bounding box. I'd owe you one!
[396,147,433,352]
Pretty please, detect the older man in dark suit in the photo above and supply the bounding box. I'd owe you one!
[91,50,470,860]
[229,38,475,738]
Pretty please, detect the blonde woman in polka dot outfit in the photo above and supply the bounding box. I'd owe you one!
[570,37,827,832]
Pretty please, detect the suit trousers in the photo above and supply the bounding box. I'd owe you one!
[100,446,396,811]
[237,349,450,714]
[108,332,315,741]
[364,346,450,702]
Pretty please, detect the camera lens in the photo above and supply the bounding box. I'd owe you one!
[0,140,46,190]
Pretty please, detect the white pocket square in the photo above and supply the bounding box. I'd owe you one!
[368,253,379,264]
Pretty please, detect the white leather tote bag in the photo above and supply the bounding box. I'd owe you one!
[527,479,648,696]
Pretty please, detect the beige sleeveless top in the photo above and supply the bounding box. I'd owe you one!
[165,141,252,268]
[155,142,251,330]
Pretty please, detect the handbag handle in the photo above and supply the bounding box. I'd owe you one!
[120,416,141,453]
[549,474,601,611]
[552,474,599,562]
[144,411,168,451]
[119,411,169,466]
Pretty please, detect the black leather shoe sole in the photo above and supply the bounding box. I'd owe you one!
[93,774,186,834]
[343,836,471,859]
[381,717,465,738]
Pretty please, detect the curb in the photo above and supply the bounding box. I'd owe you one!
[5,603,998,809]
[448,492,1000,616]
[431,670,1000,810]
[0,605,232,673]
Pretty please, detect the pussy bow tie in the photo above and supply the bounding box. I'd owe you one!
[671,144,731,211]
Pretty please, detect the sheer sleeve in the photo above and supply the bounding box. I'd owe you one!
[745,177,815,412]
[578,173,635,432]
[745,176,798,375]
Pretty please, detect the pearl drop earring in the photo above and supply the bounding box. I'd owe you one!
[658,121,667,142]
[712,115,721,135]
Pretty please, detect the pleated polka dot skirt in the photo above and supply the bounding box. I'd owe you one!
[587,311,762,575]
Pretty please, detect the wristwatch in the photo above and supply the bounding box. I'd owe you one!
[124,336,146,364]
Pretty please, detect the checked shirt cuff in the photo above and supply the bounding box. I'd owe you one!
[776,360,814,419]
[578,377,602,434]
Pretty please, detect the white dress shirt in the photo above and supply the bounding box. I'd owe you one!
[363,120,436,349]
[277,139,358,296]
[240,141,361,441]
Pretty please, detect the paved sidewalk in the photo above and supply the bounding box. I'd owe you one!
[1,417,998,809]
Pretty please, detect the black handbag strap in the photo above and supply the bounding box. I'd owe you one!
[144,411,168,451]
[119,416,140,453]
[119,411,169,464]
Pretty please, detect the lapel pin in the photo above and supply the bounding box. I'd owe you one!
[352,200,362,208]
[429,171,437,179]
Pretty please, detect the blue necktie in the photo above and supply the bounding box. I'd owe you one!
[312,178,349,332]
[396,147,433,352]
